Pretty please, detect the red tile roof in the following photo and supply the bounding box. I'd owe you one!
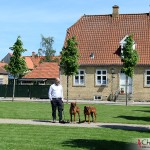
[22,62,59,79]
[65,13,150,65]
[24,57,34,69]
[24,55,61,70]
[0,62,7,67]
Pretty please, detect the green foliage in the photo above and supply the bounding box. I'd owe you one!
[122,34,139,78]
[38,34,56,62]
[60,36,79,76]
[4,36,28,77]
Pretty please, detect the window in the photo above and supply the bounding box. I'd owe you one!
[120,35,136,59]
[0,78,3,84]
[21,81,33,85]
[96,69,107,85]
[39,81,45,85]
[74,69,85,85]
[94,95,102,100]
[145,70,150,86]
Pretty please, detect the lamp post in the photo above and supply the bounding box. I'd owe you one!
[111,68,115,101]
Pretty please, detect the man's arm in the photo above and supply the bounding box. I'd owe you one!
[48,86,52,101]
[61,85,64,101]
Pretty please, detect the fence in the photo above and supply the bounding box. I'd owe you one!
[0,85,50,99]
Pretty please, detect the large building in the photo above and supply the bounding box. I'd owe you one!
[61,6,150,101]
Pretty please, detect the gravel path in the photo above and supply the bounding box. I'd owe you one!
[0,118,149,131]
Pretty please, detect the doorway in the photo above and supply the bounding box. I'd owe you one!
[119,73,132,94]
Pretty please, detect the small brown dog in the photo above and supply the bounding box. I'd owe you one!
[70,102,80,123]
[84,106,96,124]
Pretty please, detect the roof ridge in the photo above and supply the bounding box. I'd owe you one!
[82,13,149,17]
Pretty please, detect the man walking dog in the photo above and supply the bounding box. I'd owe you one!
[48,78,64,123]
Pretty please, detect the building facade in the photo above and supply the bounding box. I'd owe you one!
[61,6,150,101]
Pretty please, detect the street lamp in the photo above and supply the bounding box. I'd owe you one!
[111,68,115,101]
[111,68,115,74]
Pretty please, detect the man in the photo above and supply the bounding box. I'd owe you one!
[48,78,64,123]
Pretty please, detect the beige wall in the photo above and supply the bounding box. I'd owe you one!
[61,66,150,101]
[133,66,150,101]
[61,66,121,101]
[0,75,8,84]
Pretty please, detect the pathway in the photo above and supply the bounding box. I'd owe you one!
[0,118,149,131]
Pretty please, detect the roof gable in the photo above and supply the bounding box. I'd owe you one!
[0,67,8,74]
[24,57,34,69]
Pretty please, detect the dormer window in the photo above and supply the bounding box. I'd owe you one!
[120,35,136,59]
[90,52,94,59]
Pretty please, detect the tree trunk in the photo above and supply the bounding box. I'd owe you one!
[67,75,69,103]
[125,75,128,106]
[12,77,16,102]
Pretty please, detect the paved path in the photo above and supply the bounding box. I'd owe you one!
[0,119,149,131]
[0,97,150,106]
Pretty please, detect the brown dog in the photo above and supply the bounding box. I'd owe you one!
[70,102,80,123]
[84,106,96,124]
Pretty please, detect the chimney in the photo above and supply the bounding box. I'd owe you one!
[32,51,35,57]
[112,5,119,17]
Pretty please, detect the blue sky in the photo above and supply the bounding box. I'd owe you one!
[0,0,150,60]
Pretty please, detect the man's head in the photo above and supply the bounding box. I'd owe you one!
[55,78,60,85]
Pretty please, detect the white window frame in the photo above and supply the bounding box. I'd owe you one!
[120,35,136,59]
[21,81,33,85]
[73,69,85,86]
[95,69,107,86]
[145,70,150,86]
[0,78,3,84]
[39,81,45,85]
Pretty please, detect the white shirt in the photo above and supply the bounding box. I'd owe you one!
[48,83,64,101]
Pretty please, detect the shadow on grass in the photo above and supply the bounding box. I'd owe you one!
[115,115,150,122]
[133,110,150,113]
[100,125,150,133]
[62,139,131,150]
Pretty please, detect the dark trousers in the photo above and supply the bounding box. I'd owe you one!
[51,98,63,121]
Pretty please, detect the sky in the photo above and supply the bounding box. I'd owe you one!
[0,0,150,60]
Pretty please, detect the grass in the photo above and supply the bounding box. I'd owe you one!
[0,124,149,150]
[0,101,149,150]
[0,101,149,125]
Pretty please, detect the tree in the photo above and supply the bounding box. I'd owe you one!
[4,36,28,101]
[121,34,139,106]
[38,34,56,62]
[60,36,79,103]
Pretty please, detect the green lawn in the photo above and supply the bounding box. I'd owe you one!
[0,101,149,125]
[0,101,149,150]
[0,124,149,150]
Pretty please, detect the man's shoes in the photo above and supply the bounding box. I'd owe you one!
[59,120,66,123]
[52,120,56,123]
